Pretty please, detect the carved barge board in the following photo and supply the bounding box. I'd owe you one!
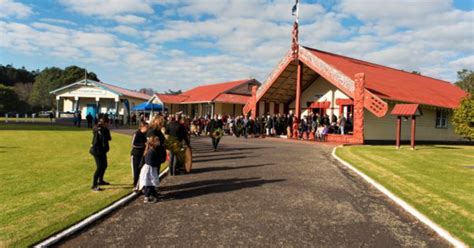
[298,46,388,117]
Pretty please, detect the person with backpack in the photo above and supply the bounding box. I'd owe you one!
[89,118,112,191]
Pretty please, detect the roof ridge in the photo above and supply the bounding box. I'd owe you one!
[303,46,452,84]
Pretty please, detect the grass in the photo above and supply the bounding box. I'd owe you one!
[0,117,55,123]
[336,145,474,246]
[0,124,167,247]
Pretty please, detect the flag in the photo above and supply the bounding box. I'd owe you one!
[292,0,299,16]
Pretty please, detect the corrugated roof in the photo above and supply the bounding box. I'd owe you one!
[214,93,250,104]
[391,104,420,116]
[305,47,467,109]
[155,79,252,104]
[181,79,250,103]
[155,94,189,104]
[96,81,151,100]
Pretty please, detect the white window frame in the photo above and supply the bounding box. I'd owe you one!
[435,109,448,129]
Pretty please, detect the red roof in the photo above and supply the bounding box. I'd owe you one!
[214,93,250,104]
[306,47,467,109]
[156,79,252,104]
[97,81,151,100]
[391,104,420,116]
[155,94,189,104]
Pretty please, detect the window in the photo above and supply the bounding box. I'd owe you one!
[435,110,448,128]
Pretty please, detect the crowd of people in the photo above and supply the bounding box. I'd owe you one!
[88,110,352,203]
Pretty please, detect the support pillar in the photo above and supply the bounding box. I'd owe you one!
[56,97,60,118]
[250,85,257,120]
[295,61,303,120]
[411,116,416,150]
[352,73,365,144]
[396,116,401,149]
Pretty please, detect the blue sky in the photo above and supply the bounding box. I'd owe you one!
[0,0,473,92]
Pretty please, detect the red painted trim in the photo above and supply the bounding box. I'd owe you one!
[336,98,353,106]
[396,116,401,148]
[256,51,293,103]
[295,61,303,119]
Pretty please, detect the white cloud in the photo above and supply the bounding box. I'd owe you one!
[112,25,141,36]
[0,0,32,19]
[1,0,472,90]
[39,18,77,26]
[113,15,146,24]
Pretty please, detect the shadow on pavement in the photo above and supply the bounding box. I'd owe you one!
[190,163,274,174]
[192,155,250,163]
[160,177,285,200]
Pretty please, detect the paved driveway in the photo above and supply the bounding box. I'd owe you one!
[60,135,447,247]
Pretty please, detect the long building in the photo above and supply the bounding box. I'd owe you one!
[243,45,468,143]
[149,79,260,117]
[50,79,150,123]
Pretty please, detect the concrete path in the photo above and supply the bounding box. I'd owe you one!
[59,135,447,247]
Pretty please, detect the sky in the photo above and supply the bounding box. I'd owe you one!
[0,0,473,92]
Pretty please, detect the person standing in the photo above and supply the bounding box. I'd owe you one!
[89,118,112,191]
[77,112,82,128]
[208,114,223,151]
[138,134,166,203]
[130,121,149,192]
[86,113,93,128]
[165,115,189,175]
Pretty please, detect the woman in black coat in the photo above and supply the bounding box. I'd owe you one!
[89,118,112,191]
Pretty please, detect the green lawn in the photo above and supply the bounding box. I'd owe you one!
[336,145,474,246]
[0,117,55,123]
[0,124,167,247]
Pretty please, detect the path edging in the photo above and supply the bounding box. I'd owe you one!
[34,167,169,248]
[331,146,466,248]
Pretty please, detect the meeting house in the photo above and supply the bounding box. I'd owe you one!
[243,45,468,143]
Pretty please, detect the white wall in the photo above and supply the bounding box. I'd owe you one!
[289,77,350,118]
[364,104,464,141]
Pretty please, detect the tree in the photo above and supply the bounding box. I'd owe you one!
[455,69,474,94]
[29,67,63,109]
[139,88,155,96]
[29,66,100,110]
[411,71,421,75]
[0,84,20,113]
[165,89,182,95]
[452,94,474,141]
[0,64,38,86]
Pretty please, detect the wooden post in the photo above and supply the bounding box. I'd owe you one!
[411,116,416,150]
[396,116,401,149]
[295,61,303,120]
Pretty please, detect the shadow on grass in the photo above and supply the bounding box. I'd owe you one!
[160,177,285,200]
[190,163,274,174]
[415,146,463,150]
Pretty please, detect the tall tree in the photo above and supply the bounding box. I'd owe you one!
[452,94,474,141]
[29,66,100,110]
[0,64,38,86]
[0,84,21,113]
[29,67,63,109]
[455,69,474,94]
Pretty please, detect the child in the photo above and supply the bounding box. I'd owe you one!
[130,121,148,192]
[138,136,161,203]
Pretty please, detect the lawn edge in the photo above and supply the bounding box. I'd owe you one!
[331,145,467,248]
[33,166,169,248]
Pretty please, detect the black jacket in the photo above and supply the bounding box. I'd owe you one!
[208,119,223,133]
[90,126,111,155]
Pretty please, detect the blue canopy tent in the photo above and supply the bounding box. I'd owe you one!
[132,102,163,112]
